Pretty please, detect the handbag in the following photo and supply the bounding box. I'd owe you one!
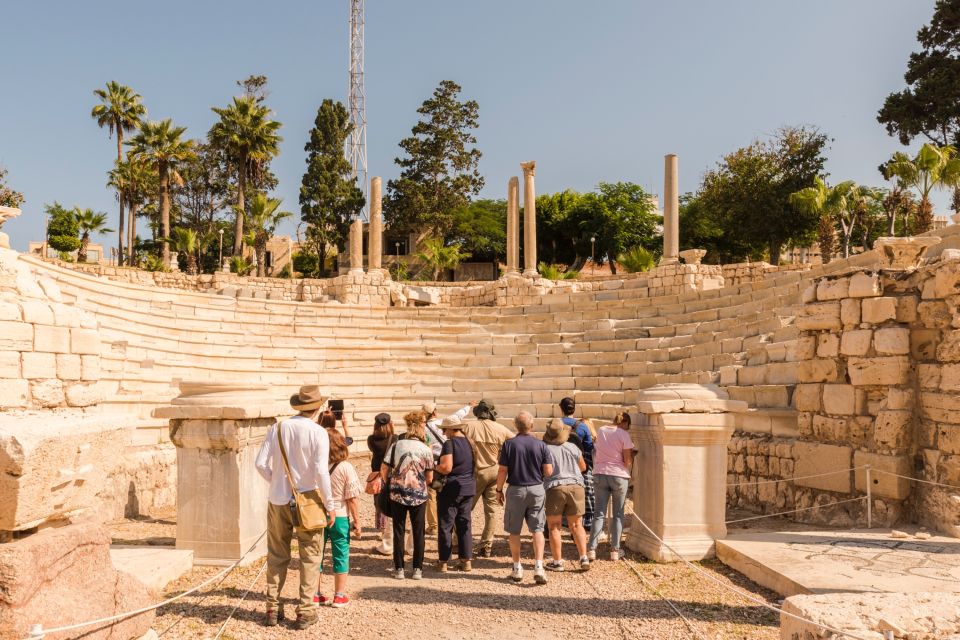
[429,471,447,493]
[365,472,383,495]
[277,422,329,532]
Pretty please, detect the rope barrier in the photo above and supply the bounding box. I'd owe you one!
[629,516,877,640]
[725,497,867,525]
[623,558,710,640]
[212,558,268,640]
[872,469,960,490]
[727,466,865,488]
[25,530,267,640]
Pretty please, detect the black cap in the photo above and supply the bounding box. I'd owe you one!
[374,412,391,426]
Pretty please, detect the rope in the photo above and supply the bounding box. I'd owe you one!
[727,466,865,488]
[25,530,267,640]
[630,516,876,640]
[725,497,867,525]
[212,558,268,640]
[623,558,710,640]
[872,469,960,490]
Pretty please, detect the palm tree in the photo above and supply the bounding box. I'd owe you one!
[108,155,155,266]
[208,96,282,256]
[884,143,960,233]
[243,194,291,277]
[91,82,147,265]
[414,236,469,281]
[73,208,113,263]
[169,227,199,275]
[128,120,195,265]
[790,177,859,263]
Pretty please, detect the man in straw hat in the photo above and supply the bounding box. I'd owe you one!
[541,418,590,572]
[255,385,337,630]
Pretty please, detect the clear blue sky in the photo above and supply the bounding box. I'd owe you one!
[0,0,942,251]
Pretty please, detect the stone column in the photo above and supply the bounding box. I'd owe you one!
[625,383,745,562]
[368,177,383,272]
[521,161,538,277]
[506,177,520,275]
[348,218,363,274]
[154,382,289,564]
[661,154,679,265]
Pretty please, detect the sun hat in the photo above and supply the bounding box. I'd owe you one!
[473,399,497,420]
[422,402,437,416]
[289,385,326,411]
[440,415,465,430]
[543,418,571,445]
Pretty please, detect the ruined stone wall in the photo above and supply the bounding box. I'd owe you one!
[722,261,813,287]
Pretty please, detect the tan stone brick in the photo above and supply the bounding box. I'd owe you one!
[80,355,100,381]
[885,388,915,411]
[861,297,897,324]
[918,301,951,328]
[793,384,822,411]
[56,354,82,380]
[816,278,849,301]
[34,324,70,353]
[822,384,856,415]
[30,379,64,407]
[19,300,54,325]
[0,350,20,378]
[873,410,912,451]
[939,424,960,455]
[912,329,939,361]
[895,296,918,323]
[797,302,841,331]
[854,452,912,500]
[939,364,960,391]
[70,328,101,355]
[873,328,910,355]
[797,359,839,383]
[0,379,29,407]
[848,272,880,298]
[847,356,910,386]
[793,442,853,492]
[20,352,57,379]
[812,415,849,441]
[0,299,22,321]
[840,330,872,356]
[840,298,861,326]
[794,336,816,361]
[0,320,33,350]
[814,333,838,358]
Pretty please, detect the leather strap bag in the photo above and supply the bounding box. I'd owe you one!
[277,422,329,532]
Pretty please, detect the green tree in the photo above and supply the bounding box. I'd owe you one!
[535,190,583,265]
[243,194,291,277]
[299,99,364,277]
[169,227,200,275]
[617,246,656,273]
[0,166,24,208]
[449,199,506,262]
[414,236,469,281]
[790,178,860,262]
[208,96,282,255]
[73,207,112,263]
[45,202,80,255]
[884,143,960,232]
[108,154,156,265]
[128,120,195,265]
[91,81,147,264]
[384,80,483,237]
[566,182,658,274]
[881,187,918,236]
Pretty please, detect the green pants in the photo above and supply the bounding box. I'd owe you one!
[321,516,351,575]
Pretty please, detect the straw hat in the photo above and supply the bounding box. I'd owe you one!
[290,385,327,411]
[440,415,465,431]
[422,402,437,416]
[543,418,571,445]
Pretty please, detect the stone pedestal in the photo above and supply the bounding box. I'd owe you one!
[368,177,384,273]
[625,384,745,562]
[348,219,363,275]
[660,154,679,266]
[154,382,289,565]
[0,206,20,250]
[521,161,538,277]
[874,236,940,271]
[506,177,520,274]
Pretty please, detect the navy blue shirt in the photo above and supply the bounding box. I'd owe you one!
[562,416,594,470]
[498,434,554,487]
[440,437,476,497]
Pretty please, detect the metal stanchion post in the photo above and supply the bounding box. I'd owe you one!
[865,465,873,529]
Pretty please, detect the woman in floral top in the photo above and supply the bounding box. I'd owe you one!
[315,431,362,608]
[380,411,434,580]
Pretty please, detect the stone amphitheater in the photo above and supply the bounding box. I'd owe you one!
[3,191,960,639]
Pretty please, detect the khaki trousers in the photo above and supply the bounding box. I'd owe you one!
[426,487,438,531]
[471,465,500,550]
[265,502,324,615]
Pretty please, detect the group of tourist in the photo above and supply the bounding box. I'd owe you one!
[255,385,635,630]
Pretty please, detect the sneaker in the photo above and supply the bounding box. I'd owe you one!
[313,593,331,606]
[374,544,392,556]
[412,568,423,580]
[458,560,472,572]
[580,556,591,571]
[545,560,565,572]
[392,568,405,580]
[331,594,350,608]
[587,549,597,561]
[609,549,620,561]
[533,567,547,584]
[437,561,448,573]
[295,612,319,630]
[264,605,282,627]
[510,565,523,582]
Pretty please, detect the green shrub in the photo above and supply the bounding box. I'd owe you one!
[390,259,410,282]
[538,262,579,280]
[230,256,254,276]
[617,246,656,273]
[143,255,168,272]
[292,251,319,277]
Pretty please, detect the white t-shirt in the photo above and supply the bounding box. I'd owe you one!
[329,461,362,517]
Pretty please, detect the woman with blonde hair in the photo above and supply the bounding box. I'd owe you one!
[380,410,434,580]
[588,411,634,561]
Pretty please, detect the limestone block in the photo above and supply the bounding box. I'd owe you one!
[853,451,912,499]
[918,300,952,328]
[80,354,100,381]
[0,320,33,350]
[0,522,155,640]
[0,412,129,530]
[936,330,960,362]
[0,351,19,378]
[70,327,101,355]
[793,384,821,412]
[939,425,960,455]
[33,324,69,353]
[816,333,839,358]
[911,328,940,361]
[840,298,861,326]
[792,442,853,492]
[873,327,910,355]
[18,299,53,325]
[797,302,841,331]
[65,382,103,407]
[812,415,848,441]
[0,299,21,321]
[839,329,872,356]
[20,352,55,379]
[56,353,81,380]
[861,297,897,324]
[816,277,849,301]
[797,359,839,383]
[873,409,913,451]
[896,295,918,323]
[847,356,911,386]
[801,284,816,303]
[847,272,880,298]
[0,380,28,408]
[30,379,64,408]
[822,384,856,415]
[922,363,943,389]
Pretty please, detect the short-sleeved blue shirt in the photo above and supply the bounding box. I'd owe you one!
[498,434,554,487]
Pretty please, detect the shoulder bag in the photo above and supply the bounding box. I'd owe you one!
[277,422,329,532]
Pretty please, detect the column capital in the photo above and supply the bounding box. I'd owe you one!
[520,160,536,177]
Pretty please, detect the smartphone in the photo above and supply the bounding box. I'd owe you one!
[329,399,345,419]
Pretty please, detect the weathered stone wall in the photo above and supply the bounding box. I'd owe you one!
[722,261,813,287]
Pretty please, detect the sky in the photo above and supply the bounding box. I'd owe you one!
[0,0,944,252]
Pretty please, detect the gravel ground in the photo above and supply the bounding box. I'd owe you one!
[137,483,781,640]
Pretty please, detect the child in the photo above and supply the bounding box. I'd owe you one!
[315,430,362,607]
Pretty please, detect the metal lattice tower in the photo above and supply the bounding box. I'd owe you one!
[348,0,368,221]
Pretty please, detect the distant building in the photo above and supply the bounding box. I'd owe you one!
[27,241,110,264]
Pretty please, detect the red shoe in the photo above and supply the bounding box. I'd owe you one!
[331,594,350,608]
[313,592,331,606]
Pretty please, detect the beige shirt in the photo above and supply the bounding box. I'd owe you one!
[462,419,514,471]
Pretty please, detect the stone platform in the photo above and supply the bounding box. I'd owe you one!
[110,545,194,592]
[717,527,960,597]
